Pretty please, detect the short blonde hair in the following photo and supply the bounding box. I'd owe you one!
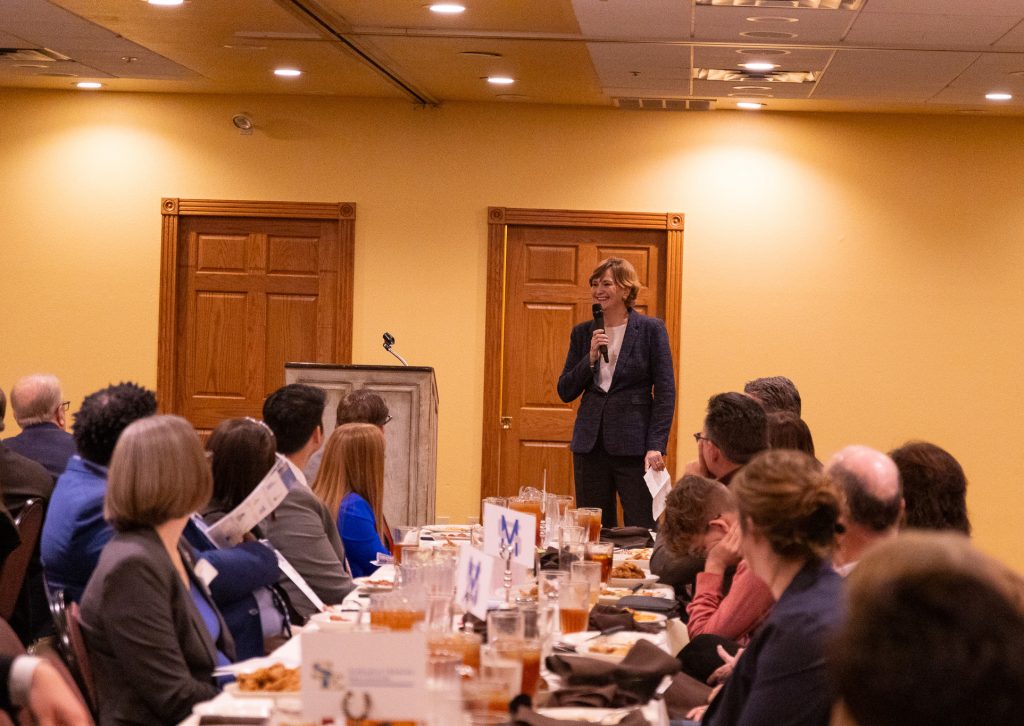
[589,257,641,307]
[313,423,386,535]
[105,415,212,531]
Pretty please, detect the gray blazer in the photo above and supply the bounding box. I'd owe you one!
[79,527,234,726]
[557,310,676,456]
[261,485,355,620]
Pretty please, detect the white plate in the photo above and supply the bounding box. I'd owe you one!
[560,631,662,663]
[353,575,395,592]
[309,611,362,630]
[608,574,659,588]
[223,683,299,700]
[193,698,273,717]
[537,707,634,723]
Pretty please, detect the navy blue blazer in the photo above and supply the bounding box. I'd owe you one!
[557,310,675,456]
[4,423,76,479]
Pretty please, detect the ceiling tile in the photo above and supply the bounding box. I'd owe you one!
[572,0,693,41]
[693,5,856,45]
[846,12,1020,47]
[813,49,978,100]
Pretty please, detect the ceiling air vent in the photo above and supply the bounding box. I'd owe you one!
[0,48,72,63]
[613,98,715,111]
[694,68,818,83]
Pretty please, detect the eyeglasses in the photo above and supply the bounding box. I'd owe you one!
[383,415,392,425]
[58,401,70,413]
[693,432,714,445]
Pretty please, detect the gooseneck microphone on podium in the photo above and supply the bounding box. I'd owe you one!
[591,304,609,363]
[382,332,409,366]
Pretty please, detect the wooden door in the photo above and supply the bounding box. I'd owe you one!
[482,208,683,501]
[158,199,355,433]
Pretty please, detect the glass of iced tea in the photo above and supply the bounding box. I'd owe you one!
[368,589,426,631]
[428,631,482,672]
[488,639,543,697]
[572,507,603,542]
[481,497,508,523]
[508,496,543,547]
[558,580,591,634]
[585,541,615,583]
[391,525,421,565]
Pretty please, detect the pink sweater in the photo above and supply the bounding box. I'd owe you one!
[686,559,775,645]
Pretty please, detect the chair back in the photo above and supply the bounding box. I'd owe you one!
[46,587,98,715]
[0,498,45,620]
[0,617,26,658]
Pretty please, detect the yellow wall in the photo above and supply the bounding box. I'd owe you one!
[2,90,1022,570]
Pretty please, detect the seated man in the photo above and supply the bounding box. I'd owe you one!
[261,384,354,620]
[660,475,774,646]
[40,382,280,655]
[4,374,77,478]
[652,392,768,605]
[0,387,53,516]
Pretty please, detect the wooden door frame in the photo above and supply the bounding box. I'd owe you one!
[157,198,356,413]
[481,207,685,499]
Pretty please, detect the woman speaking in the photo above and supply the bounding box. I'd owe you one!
[557,257,675,529]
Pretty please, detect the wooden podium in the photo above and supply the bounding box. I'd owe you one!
[284,363,438,527]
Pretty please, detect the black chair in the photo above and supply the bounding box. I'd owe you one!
[0,499,44,622]
[45,586,98,716]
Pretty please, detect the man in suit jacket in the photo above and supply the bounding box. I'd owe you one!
[557,258,676,529]
[261,384,354,619]
[0,387,54,517]
[4,375,77,479]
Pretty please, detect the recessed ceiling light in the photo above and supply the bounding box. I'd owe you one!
[736,48,789,56]
[429,3,466,13]
[746,16,798,23]
[985,92,1012,101]
[740,62,778,72]
[737,102,764,110]
[147,0,184,6]
[732,85,771,91]
[75,81,103,89]
[486,76,515,85]
[274,68,302,77]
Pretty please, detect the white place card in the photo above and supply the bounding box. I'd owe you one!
[455,543,496,619]
[301,630,428,722]
[482,503,536,568]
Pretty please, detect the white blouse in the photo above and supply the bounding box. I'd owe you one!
[597,321,627,392]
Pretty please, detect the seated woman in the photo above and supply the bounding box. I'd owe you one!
[312,423,389,577]
[701,449,844,726]
[79,415,234,726]
[197,417,292,659]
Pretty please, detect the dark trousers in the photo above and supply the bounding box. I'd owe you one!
[573,438,655,529]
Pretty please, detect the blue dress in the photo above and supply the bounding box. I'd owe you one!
[336,492,389,577]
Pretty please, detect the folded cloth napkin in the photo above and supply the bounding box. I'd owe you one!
[539,546,561,571]
[661,672,714,720]
[546,639,681,708]
[588,605,662,635]
[511,702,651,726]
[614,596,680,619]
[600,527,655,549]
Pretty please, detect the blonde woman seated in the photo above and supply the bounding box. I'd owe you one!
[79,416,234,726]
[313,423,389,578]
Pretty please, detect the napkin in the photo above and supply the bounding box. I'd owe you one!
[546,638,681,708]
[644,467,672,521]
[588,605,662,635]
[599,528,654,549]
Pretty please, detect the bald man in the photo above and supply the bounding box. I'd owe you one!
[827,445,903,575]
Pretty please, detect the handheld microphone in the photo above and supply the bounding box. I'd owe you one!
[591,303,609,363]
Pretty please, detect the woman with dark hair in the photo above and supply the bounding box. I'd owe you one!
[80,415,234,725]
[312,423,389,577]
[557,257,676,529]
[888,441,971,535]
[198,417,291,658]
[701,449,844,726]
[765,411,817,461]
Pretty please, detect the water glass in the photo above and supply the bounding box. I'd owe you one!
[557,580,591,634]
[571,561,602,608]
[487,609,524,643]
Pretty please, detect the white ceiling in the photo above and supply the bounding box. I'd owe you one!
[3,0,1024,114]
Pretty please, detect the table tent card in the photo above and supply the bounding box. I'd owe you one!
[301,630,428,722]
[455,542,496,620]
[482,502,536,568]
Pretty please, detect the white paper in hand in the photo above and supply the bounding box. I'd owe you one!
[645,466,672,521]
[205,458,294,548]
